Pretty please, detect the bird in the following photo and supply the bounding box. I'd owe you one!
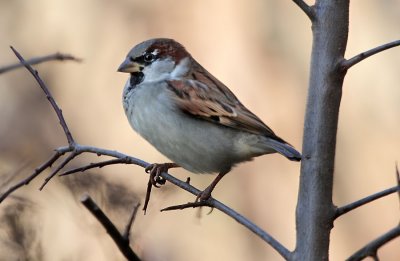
[118,38,301,203]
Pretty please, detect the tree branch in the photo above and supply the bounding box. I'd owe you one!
[81,194,141,261]
[0,52,81,74]
[335,186,400,219]
[10,46,76,146]
[59,158,127,176]
[292,0,314,20]
[1,145,291,259]
[294,1,350,260]
[0,150,66,203]
[122,203,141,242]
[39,151,81,190]
[0,143,292,259]
[341,39,400,70]
[346,225,400,261]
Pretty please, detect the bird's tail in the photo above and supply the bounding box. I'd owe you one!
[266,138,302,161]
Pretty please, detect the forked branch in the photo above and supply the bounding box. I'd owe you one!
[292,0,315,20]
[81,194,141,261]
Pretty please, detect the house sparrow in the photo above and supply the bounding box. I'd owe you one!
[118,38,301,202]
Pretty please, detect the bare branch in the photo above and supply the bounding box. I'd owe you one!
[346,225,400,261]
[0,52,81,74]
[0,150,66,203]
[341,39,400,70]
[292,0,314,20]
[0,143,291,259]
[10,46,76,146]
[81,194,141,261]
[161,201,212,211]
[60,158,127,176]
[39,151,81,190]
[335,186,400,219]
[122,203,141,242]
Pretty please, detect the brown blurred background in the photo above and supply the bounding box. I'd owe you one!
[0,0,399,260]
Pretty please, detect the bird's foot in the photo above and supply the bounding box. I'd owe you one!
[143,162,179,214]
[145,162,179,188]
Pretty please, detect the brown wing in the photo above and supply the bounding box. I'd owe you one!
[166,62,280,139]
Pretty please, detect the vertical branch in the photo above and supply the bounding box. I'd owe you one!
[293,1,350,260]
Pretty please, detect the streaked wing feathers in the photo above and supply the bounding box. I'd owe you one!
[166,65,279,139]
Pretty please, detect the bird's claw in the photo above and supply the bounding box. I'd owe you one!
[145,163,167,188]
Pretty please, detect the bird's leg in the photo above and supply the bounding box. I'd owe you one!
[196,170,228,202]
[143,162,180,214]
[160,170,229,212]
[145,162,180,188]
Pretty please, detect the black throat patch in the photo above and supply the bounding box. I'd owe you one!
[130,72,144,86]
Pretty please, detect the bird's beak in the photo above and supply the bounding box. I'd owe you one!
[117,58,143,73]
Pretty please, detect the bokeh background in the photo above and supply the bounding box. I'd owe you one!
[0,0,399,260]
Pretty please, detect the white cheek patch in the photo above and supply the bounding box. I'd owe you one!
[142,58,175,82]
[171,57,190,78]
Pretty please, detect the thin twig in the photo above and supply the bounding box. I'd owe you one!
[0,150,66,203]
[341,39,400,70]
[346,225,400,261]
[10,46,76,146]
[292,0,314,20]
[0,161,31,190]
[81,194,141,261]
[0,52,81,74]
[161,201,212,211]
[39,151,81,190]
[122,203,141,242]
[335,186,400,219]
[60,158,127,176]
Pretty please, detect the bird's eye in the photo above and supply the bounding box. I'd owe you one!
[143,53,155,63]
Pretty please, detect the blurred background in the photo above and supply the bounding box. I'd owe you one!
[0,0,399,260]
